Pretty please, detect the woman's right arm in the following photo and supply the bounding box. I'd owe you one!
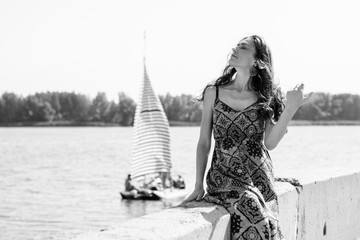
[182,86,216,203]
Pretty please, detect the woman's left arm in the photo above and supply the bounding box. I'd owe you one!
[264,83,314,150]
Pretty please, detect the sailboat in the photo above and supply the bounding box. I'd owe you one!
[120,50,187,201]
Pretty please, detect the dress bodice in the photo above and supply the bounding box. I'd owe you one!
[206,86,276,202]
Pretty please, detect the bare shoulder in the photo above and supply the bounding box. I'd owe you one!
[204,86,216,99]
[203,86,217,108]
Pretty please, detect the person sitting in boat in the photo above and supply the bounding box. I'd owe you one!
[159,171,170,189]
[173,175,186,189]
[125,174,139,192]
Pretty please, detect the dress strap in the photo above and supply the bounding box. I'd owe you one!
[215,86,219,102]
[212,85,219,107]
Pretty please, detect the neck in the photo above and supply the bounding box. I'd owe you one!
[231,67,251,93]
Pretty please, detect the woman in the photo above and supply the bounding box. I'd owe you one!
[182,35,313,239]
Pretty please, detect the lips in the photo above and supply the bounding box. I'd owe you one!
[231,54,238,59]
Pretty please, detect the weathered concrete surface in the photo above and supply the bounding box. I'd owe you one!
[275,182,300,240]
[296,173,360,240]
[73,172,360,240]
[74,201,230,240]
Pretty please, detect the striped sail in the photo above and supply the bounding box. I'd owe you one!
[130,64,171,179]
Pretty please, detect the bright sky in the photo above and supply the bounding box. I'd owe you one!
[1,0,359,101]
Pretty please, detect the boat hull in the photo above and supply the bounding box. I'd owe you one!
[120,188,187,201]
[119,191,160,200]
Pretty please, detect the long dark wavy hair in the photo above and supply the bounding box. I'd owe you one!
[197,35,285,123]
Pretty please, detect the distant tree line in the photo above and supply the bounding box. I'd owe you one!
[0,91,359,125]
[293,92,360,121]
[0,92,136,125]
[159,93,202,122]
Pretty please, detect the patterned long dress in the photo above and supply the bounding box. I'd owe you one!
[203,86,283,240]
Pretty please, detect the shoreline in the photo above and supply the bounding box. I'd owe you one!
[288,120,360,126]
[0,121,120,127]
[0,120,360,127]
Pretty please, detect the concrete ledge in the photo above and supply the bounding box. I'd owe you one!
[73,172,360,240]
[74,201,230,240]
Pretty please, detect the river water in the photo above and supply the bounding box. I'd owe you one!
[1,126,360,240]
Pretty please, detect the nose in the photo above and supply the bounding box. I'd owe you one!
[232,47,237,53]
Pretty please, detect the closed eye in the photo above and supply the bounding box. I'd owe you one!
[237,42,249,49]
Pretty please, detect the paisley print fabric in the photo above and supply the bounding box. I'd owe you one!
[203,86,283,240]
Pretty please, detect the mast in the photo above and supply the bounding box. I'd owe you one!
[130,32,172,179]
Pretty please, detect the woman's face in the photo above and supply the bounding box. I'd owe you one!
[229,37,256,69]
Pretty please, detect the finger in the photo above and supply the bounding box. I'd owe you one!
[195,194,203,201]
[294,83,304,92]
[300,93,313,105]
[304,92,314,101]
[298,83,304,90]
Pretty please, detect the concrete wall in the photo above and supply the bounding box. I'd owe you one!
[294,173,360,240]
[73,172,360,240]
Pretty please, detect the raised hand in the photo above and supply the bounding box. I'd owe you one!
[286,83,314,110]
[181,186,205,204]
